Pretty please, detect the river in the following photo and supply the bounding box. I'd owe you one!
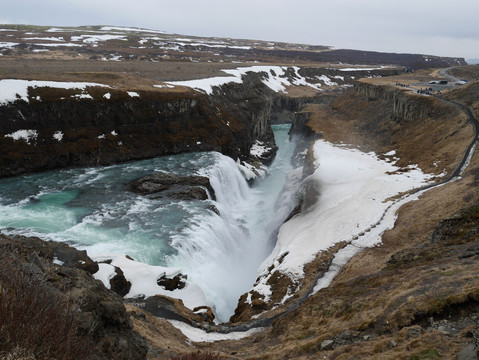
[0,124,299,321]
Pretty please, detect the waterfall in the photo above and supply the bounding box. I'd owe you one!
[168,153,259,321]
[0,124,299,323]
[167,125,299,322]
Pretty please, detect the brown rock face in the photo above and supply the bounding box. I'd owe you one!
[0,89,243,177]
[157,273,188,291]
[51,241,99,274]
[0,71,282,178]
[128,172,215,200]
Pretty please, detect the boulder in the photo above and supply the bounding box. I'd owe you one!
[126,295,204,325]
[193,306,216,323]
[251,298,268,310]
[320,339,334,350]
[0,234,147,360]
[51,241,99,274]
[456,344,477,360]
[128,173,215,200]
[109,266,132,297]
[157,273,187,291]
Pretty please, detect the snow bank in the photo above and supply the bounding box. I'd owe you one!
[168,320,263,342]
[253,140,436,299]
[250,140,270,158]
[92,254,211,311]
[0,79,109,104]
[163,65,332,95]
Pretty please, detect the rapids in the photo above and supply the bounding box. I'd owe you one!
[0,124,299,321]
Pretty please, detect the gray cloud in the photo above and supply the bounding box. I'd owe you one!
[2,0,479,59]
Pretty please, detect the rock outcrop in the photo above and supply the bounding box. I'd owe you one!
[128,172,215,201]
[0,234,148,360]
[0,81,276,177]
[353,81,438,121]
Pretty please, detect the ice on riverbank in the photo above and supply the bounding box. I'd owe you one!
[168,320,263,342]
[252,140,436,300]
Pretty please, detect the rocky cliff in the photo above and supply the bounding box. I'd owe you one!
[353,81,438,121]
[0,234,148,360]
[0,75,281,177]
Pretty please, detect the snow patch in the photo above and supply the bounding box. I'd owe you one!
[337,66,393,71]
[250,140,270,158]
[92,255,210,311]
[165,76,242,95]
[0,79,109,104]
[100,26,168,34]
[24,37,64,42]
[94,263,116,289]
[4,129,38,144]
[163,65,328,95]
[168,320,263,342]
[316,75,338,86]
[71,34,126,45]
[0,42,19,49]
[127,91,140,97]
[236,159,267,180]
[53,257,64,266]
[53,131,63,142]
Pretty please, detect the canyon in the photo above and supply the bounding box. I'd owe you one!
[1,25,478,360]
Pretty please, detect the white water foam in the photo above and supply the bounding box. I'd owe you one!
[0,125,298,323]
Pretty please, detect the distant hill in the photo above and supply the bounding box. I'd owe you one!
[0,24,467,69]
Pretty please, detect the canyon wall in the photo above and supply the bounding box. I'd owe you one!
[353,81,438,121]
[0,72,287,177]
[231,80,474,323]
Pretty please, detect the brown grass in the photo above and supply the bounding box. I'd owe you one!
[169,351,226,360]
[0,258,94,360]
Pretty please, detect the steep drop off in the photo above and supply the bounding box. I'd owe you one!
[0,72,288,177]
[211,80,479,359]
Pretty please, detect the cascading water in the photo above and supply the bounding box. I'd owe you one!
[0,124,299,322]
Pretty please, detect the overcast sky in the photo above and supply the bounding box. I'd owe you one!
[2,0,479,61]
